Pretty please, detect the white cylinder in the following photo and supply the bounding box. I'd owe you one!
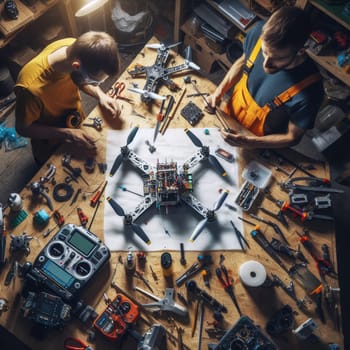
[238,260,268,287]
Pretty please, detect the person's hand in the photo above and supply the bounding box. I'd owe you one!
[98,93,121,118]
[220,128,250,148]
[66,129,98,157]
[208,89,223,109]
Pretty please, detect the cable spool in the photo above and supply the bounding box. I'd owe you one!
[65,111,82,128]
[238,260,271,287]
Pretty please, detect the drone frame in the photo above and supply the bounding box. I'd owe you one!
[107,127,228,244]
[128,42,200,104]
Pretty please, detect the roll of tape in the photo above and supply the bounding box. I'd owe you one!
[239,260,267,287]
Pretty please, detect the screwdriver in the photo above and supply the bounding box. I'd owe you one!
[118,185,143,197]
[90,180,108,207]
[77,207,88,227]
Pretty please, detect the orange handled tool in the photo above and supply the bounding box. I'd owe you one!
[77,208,88,227]
[90,180,108,207]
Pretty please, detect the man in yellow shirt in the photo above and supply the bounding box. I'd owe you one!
[15,31,121,165]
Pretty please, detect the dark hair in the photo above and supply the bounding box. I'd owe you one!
[69,31,120,76]
[261,6,311,51]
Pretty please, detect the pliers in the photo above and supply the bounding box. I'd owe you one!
[64,337,93,350]
[215,264,242,316]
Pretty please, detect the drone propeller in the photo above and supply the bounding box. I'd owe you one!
[146,42,182,50]
[189,189,230,242]
[183,46,200,71]
[187,61,200,71]
[184,129,227,177]
[107,196,151,245]
[128,87,166,101]
[109,126,139,177]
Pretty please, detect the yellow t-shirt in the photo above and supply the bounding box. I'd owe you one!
[15,38,85,128]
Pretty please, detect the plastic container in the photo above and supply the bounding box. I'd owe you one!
[235,160,272,211]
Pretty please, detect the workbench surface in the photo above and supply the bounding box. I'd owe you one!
[0,37,343,350]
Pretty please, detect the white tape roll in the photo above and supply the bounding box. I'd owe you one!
[239,260,267,287]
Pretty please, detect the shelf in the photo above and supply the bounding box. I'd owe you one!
[309,0,350,31]
[181,19,232,74]
[0,0,61,48]
[307,49,350,86]
[206,0,257,34]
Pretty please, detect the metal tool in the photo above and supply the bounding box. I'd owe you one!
[108,81,133,103]
[83,117,103,131]
[230,220,249,250]
[176,255,212,287]
[134,286,188,318]
[64,337,93,350]
[258,206,289,228]
[248,213,289,244]
[190,79,230,131]
[250,227,290,273]
[153,97,166,143]
[271,273,308,309]
[215,264,242,316]
[160,88,186,135]
[279,177,344,194]
[134,270,154,293]
[197,300,205,350]
[62,155,89,186]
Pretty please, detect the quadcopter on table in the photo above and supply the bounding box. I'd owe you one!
[107,126,230,245]
[127,42,200,104]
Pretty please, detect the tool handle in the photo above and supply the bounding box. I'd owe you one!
[77,208,88,226]
[281,201,308,221]
[90,180,108,207]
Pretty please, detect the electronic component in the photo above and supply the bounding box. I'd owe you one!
[292,318,317,340]
[21,291,72,329]
[24,224,110,302]
[215,147,234,162]
[94,293,140,341]
[208,316,278,350]
[180,102,203,126]
[137,324,166,350]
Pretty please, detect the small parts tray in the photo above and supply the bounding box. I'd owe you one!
[235,160,272,211]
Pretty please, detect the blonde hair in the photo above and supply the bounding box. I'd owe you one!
[262,7,311,51]
[69,31,119,76]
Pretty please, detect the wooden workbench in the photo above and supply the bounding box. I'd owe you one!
[0,37,343,350]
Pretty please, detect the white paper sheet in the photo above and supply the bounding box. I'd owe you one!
[104,128,244,251]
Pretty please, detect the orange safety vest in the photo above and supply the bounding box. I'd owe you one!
[226,38,321,136]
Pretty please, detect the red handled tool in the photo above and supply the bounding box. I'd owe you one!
[64,337,93,350]
[215,264,242,316]
[77,208,88,227]
[90,180,108,207]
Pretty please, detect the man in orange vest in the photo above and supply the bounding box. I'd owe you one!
[209,6,324,149]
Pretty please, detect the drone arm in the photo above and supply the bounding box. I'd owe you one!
[128,65,146,77]
[163,64,189,77]
[180,193,208,218]
[127,150,154,175]
[129,195,156,222]
[182,150,206,171]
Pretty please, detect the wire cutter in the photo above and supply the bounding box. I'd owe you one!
[64,337,93,350]
[215,264,242,316]
[108,81,133,103]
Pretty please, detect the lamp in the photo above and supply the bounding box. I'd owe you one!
[75,0,110,33]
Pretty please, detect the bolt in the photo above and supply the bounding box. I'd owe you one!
[180,242,186,266]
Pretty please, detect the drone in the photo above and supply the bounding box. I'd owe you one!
[107,126,229,245]
[127,42,200,104]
